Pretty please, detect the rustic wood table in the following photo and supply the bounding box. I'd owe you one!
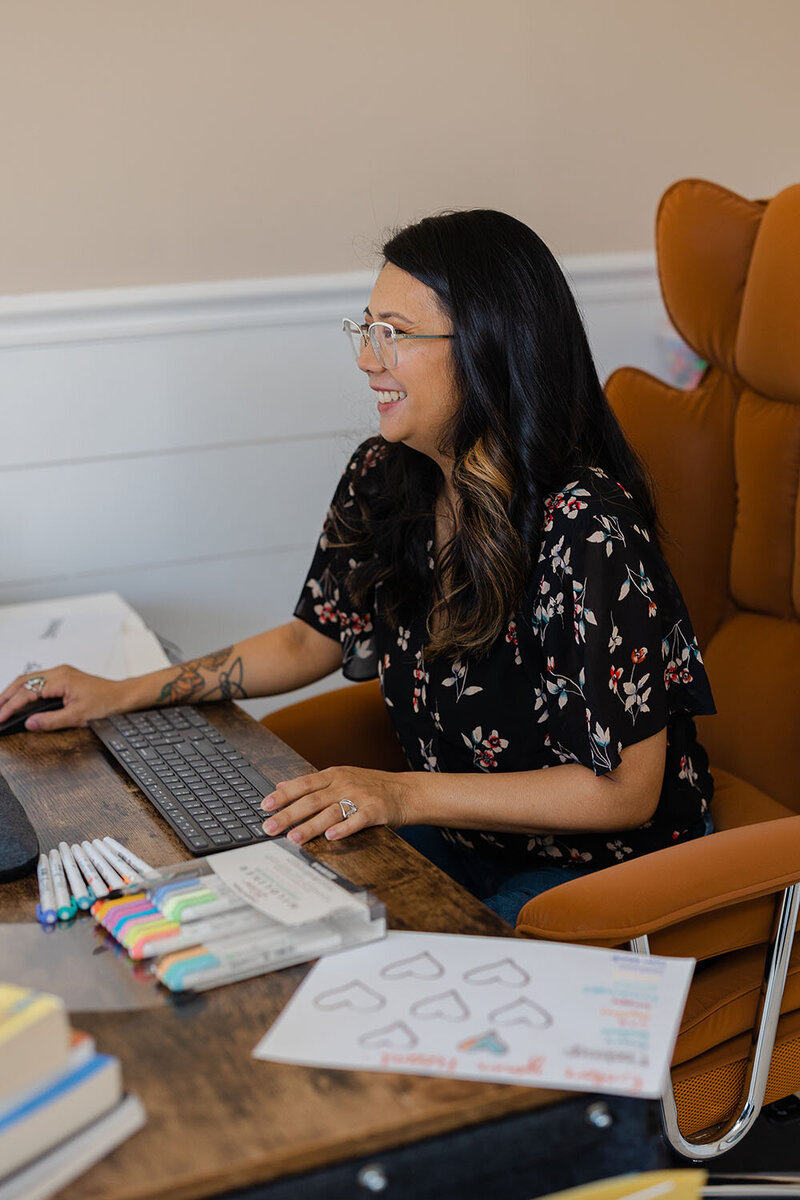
[0,702,664,1200]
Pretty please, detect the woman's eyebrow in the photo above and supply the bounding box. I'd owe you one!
[364,306,417,326]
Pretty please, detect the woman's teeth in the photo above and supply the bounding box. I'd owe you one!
[376,390,407,402]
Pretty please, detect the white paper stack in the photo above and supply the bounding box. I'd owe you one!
[0,592,169,685]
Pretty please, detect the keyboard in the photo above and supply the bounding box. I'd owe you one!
[89,707,276,855]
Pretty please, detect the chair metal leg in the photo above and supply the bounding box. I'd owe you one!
[630,883,800,1161]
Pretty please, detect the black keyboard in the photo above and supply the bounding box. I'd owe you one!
[89,707,276,855]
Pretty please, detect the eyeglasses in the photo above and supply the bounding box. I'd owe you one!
[342,318,453,370]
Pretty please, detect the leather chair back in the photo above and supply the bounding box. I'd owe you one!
[605,178,800,815]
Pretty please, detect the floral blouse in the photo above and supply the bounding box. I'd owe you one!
[295,438,716,870]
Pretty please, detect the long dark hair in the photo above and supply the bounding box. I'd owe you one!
[334,209,658,659]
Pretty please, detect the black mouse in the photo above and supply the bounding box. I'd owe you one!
[0,696,64,737]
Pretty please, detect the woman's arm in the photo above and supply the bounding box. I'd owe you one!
[0,619,342,732]
[261,726,667,844]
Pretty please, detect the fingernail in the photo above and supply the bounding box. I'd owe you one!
[288,830,301,843]
[26,718,39,731]
[263,819,278,834]
[325,828,337,840]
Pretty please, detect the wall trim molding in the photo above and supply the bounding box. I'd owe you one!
[0,251,658,349]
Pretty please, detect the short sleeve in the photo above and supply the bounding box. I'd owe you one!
[294,439,383,682]
[528,475,715,775]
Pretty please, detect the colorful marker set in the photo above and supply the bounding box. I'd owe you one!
[90,843,386,993]
[36,838,158,926]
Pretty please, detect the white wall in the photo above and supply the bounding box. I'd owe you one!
[0,255,668,719]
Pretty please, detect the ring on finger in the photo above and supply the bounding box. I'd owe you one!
[24,675,47,697]
[339,799,358,820]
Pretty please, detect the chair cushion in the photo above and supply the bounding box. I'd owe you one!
[736,182,800,405]
[698,614,800,812]
[261,680,409,773]
[709,766,794,830]
[605,367,736,652]
[672,1008,800,1138]
[674,940,800,1067]
[657,178,764,375]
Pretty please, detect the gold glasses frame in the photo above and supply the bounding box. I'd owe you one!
[342,318,453,370]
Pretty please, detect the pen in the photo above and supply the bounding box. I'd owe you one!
[71,842,109,899]
[92,838,140,884]
[36,854,57,925]
[102,837,159,880]
[81,841,125,890]
[48,848,77,920]
[58,841,93,910]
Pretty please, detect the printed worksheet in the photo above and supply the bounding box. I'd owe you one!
[253,931,694,1098]
[0,610,123,682]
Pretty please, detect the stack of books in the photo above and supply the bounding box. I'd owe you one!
[0,985,144,1200]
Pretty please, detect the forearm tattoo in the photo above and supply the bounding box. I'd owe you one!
[156,646,247,706]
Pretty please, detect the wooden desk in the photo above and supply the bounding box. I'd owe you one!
[0,703,664,1200]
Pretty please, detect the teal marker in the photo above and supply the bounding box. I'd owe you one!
[58,842,93,911]
[48,849,77,920]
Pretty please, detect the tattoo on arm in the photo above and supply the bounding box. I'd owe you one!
[156,647,248,706]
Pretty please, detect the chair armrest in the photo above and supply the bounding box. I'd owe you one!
[516,815,800,960]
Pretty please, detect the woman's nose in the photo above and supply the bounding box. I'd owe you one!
[357,338,380,372]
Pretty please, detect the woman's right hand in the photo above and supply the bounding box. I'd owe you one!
[0,665,131,732]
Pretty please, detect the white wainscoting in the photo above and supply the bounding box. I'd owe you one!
[0,254,667,719]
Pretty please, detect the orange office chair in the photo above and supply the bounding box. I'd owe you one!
[264,179,800,1161]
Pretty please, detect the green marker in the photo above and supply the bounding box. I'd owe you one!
[48,848,77,920]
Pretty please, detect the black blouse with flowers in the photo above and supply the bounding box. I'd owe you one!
[295,438,716,870]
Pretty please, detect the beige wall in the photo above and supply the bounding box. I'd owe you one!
[2,0,798,295]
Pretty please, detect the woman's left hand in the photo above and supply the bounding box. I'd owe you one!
[260,766,417,845]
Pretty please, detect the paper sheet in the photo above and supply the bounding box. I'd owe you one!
[210,842,367,926]
[0,611,123,682]
[253,931,694,1099]
[0,591,169,683]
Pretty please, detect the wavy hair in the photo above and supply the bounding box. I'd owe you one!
[333,209,658,660]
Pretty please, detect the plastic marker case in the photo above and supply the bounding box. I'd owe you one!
[91,838,385,992]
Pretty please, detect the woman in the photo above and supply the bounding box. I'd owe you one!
[0,210,715,924]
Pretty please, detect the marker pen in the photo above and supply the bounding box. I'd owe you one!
[58,842,93,910]
[81,841,125,890]
[71,842,109,899]
[36,854,57,925]
[48,848,77,920]
[102,837,159,880]
[92,839,140,884]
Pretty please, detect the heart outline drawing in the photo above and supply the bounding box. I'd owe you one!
[489,996,552,1029]
[358,1022,418,1051]
[313,980,386,1012]
[462,958,531,988]
[410,989,470,1022]
[380,952,445,981]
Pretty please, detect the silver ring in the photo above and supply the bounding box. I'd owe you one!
[339,799,358,820]
[24,675,46,697]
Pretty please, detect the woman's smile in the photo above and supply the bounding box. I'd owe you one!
[372,387,408,412]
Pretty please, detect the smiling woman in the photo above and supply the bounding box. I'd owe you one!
[0,209,716,925]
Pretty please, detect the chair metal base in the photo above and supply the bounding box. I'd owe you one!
[630,883,800,1162]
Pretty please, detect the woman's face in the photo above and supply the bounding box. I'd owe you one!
[358,264,456,468]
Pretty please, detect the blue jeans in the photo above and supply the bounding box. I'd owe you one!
[399,826,594,925]
[400,810,715,927]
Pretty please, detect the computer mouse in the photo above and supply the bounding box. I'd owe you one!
[0,696,64,737]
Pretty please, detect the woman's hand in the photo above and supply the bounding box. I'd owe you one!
[261,766,419,845]
[0,666,129,732]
